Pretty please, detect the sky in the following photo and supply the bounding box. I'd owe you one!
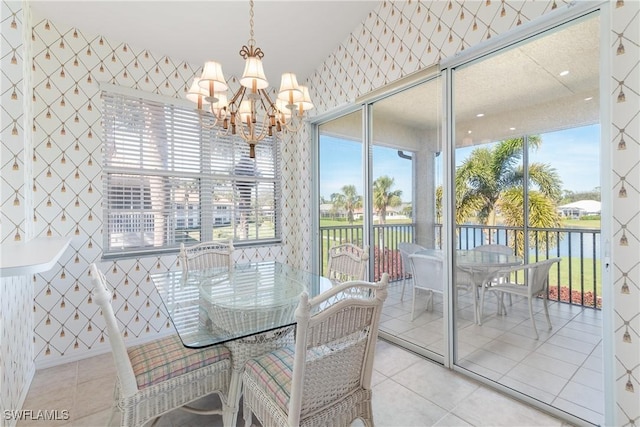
[320,123,600,204]
[456,124,601,193]
[319,136,413,202]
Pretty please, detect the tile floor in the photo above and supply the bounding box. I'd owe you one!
[380,279,604,426]
[18,340,568,427]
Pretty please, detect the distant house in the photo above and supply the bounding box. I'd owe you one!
[558,200,601,218]
[319,203,347,219]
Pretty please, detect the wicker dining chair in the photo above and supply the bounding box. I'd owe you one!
[242,273,389,427]
[90,263,233,427]
[179,240,234,274]
[326,243,369,284]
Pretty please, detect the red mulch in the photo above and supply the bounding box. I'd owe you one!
[547,286,602,308]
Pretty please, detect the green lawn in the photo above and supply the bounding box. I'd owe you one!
[561,218,601,229]
[547,255,602,295]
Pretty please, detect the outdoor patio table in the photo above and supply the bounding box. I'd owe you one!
[416,249,522,324]
[151,261,332,426]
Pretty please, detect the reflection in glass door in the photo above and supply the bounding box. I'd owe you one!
[318,111,364,277]
[316,76,445,361]
[369,76,444,360]
[451,13,602,425]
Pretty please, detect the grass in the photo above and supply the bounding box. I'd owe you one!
[546,255,602,296]
[561,218,601,229]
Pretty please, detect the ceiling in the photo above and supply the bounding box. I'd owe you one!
[29,0,381,85]
[369,13,600,148]
[324,10,599,152]
[30,1,599,149]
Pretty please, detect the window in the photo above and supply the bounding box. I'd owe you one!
[102,88,280,255]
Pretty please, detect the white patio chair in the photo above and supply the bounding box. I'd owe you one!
[326,243,369,284]
[90,263,233,426]
[408,253,445,321]
[398,242,426,301]
[242,273,388,427]
[480,258,561,339]
[179,239,234,273]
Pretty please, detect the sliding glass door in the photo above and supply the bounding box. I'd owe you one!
[316,75,445,360]
[370,77,445,360]
[314,9,602,425]
[450,13,603,425]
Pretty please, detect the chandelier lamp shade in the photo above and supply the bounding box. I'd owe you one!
[186,0,314,158]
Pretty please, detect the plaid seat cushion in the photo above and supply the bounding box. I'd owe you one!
[128,334,230,389]
[244,346,295,413]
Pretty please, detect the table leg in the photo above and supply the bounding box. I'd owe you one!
[469,270,482,325]
[476,273,493,325]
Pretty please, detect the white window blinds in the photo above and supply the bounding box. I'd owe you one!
[102,89,280,255]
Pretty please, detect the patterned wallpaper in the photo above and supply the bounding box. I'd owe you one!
[23,7,300,365]
[611,1,640,425]
[0,0,638,425]
[1,2,35,425]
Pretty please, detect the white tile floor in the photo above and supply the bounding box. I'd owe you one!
[18,340,568,427]
[380,279,604,426]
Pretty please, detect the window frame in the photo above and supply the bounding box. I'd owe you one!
[101,84,282,258]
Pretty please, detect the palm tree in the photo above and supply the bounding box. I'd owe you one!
[332,185,362,224]
[455,137,563,255]
[373,176,402,224]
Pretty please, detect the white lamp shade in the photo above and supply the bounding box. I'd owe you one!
[240,56,268,90]
[294,85,314,112]
[199,61,228,93]
[238,100,253,123]
[277,73,303,104]
[186,78,210,105]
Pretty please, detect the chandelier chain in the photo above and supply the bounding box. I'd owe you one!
[248,0,255,47]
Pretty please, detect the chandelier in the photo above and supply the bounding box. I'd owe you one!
[186,0,314,158]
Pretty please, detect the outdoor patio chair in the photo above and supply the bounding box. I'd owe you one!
[179,239,234,274]
[408,253,445,321]
[398,242,426,301]
[479,258,561,339]
[90,263,233,426]
[326,243,369,284]
[242,274,389,427]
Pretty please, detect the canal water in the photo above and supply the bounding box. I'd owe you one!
[458,228,601,259]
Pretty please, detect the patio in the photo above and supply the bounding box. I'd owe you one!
[380,278,604,426]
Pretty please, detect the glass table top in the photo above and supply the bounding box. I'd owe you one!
[151,261,332,348]
[417,248,522,268]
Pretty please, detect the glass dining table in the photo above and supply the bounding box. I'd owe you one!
[151,261,333,348]
[151,261,333,426]
[416,248,523,324]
